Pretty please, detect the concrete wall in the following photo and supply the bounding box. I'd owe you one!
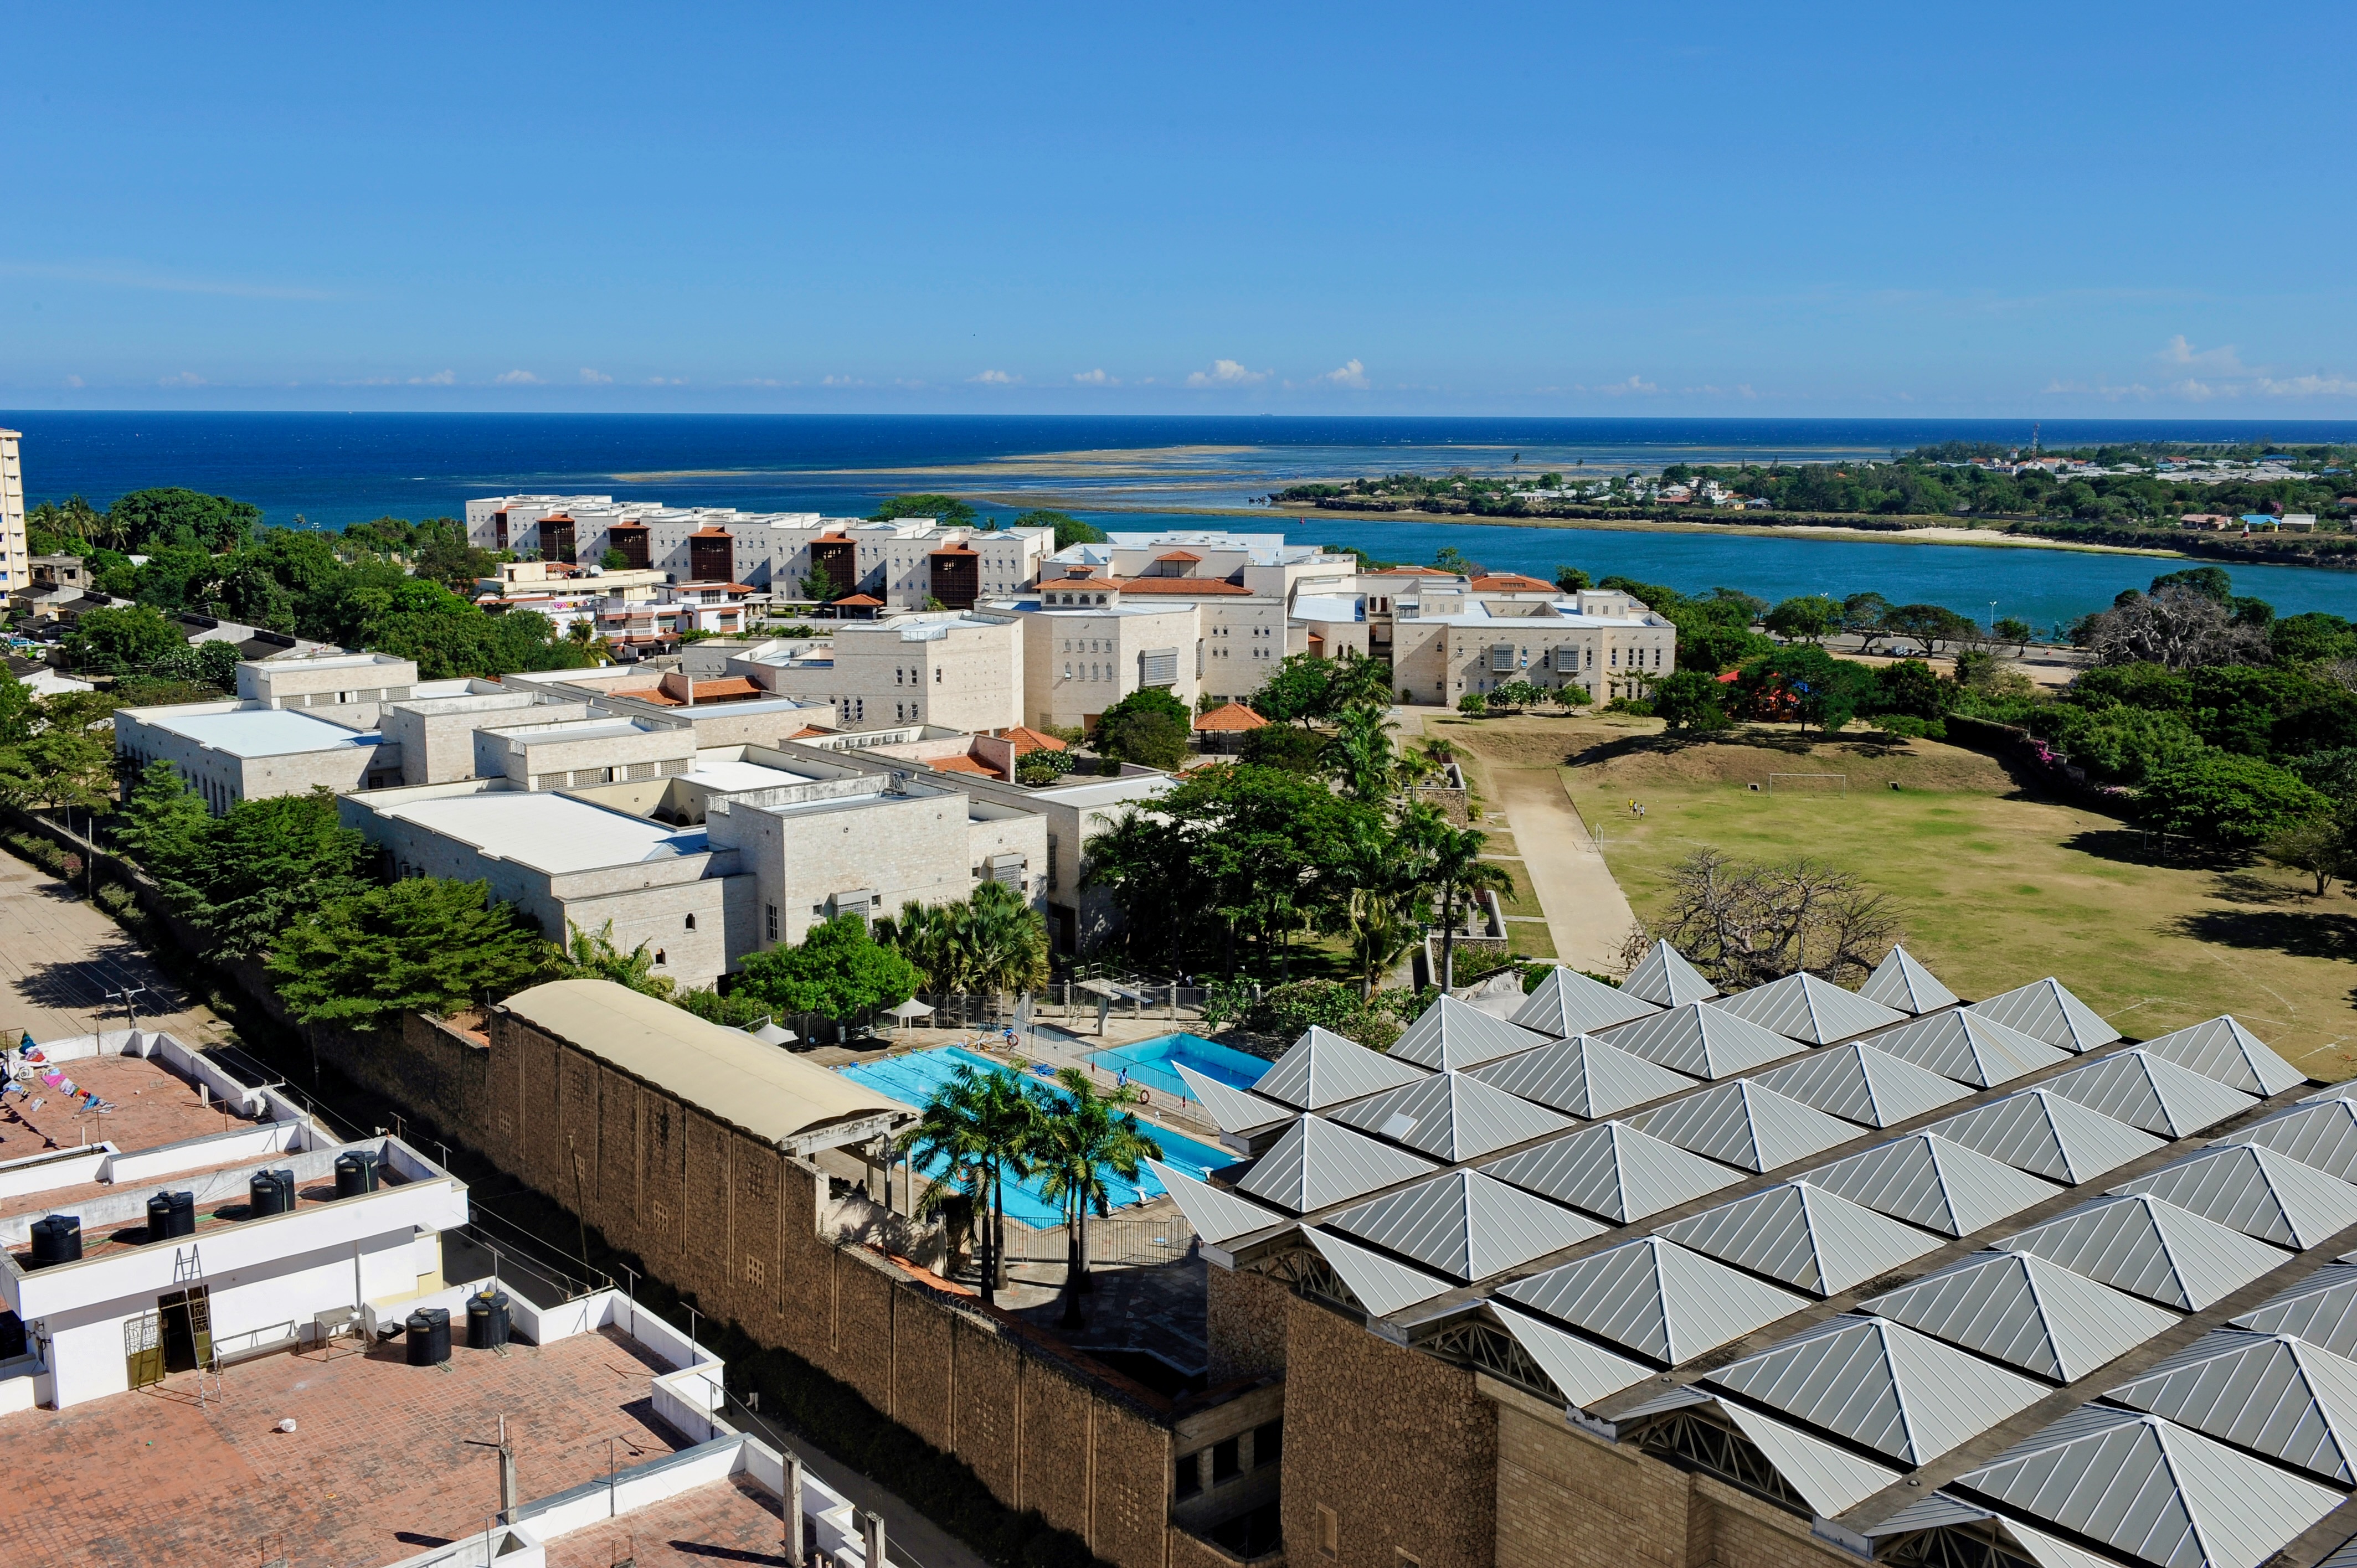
[708,788,979,949]
[382,695,590,786]
[1390,619,1676,705]
[1022,602,1202,731]
[115,705,401,812]
[238,654,418,708]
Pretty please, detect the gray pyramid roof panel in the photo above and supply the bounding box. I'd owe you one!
[1497,1236,1810,1363]
[1146,1160,1293,1247]
[1622,941,1720,1007]
[2112,1143,2357,1250]
[1861,1009,2071,1089]
[1390,994,1551,1072]
[1480,1122,1743,1224]
[1999,1193,2290,1311]
[1233,1115,1440,1213]
[1967,978,2121,1053]
[2103,1327,2357,1483]
[1465,1034,1698,1121]
[1707,1314,2048,1464]
[1716,1401,1905,1518]
[1298,1227,1454,1318]
[1599,1000,1807,1079]
[1486,1301,1655,1410]
[1630,1080,1868,1174]
[1954,1404,2344,1568]
[2232,1262,2357,1356]
[1861,1250,2178,1383]
[2307,1080,2357,1106]
[1658,1181,1943,1296]
[1330,1169,1603,1283]
[1805,1132,2061,1237]
[1859,944,1962,1015]
[1927,1089,2165,1185]
[1173,1064,1293,1136]
[2135,1015,2304,1096]
[2042,1049,2258,1139]
[2236,1097,2357,1185]
[1753,1042,1974,1128]
[1326,1070,1575,1163]
[1252,1025,1429,1110]
[1510,966,1660,1038]
[1710,971,1910,1045]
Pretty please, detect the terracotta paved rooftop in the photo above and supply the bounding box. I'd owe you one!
[0,1325,692,1568]
[1,1053,243,1167]
[544,1474,792,1567]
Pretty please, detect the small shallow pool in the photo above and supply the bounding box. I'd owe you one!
[1086,1033,1271,1102]
[837,1045,1236,1226]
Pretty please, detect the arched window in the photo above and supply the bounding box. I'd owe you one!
[653,949,667,966]
[684,913,696,931]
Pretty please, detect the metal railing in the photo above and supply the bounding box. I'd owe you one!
[995,1211,1199,1268]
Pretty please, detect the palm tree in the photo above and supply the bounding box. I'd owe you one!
[875,883,1048,1014]
[1332,815,1428,997]
[1031,1069,1162,1328]
[1409,816,1516,988]
[559,920,675,998]
[1328,704,1399,804]
[897,1062,1042,1305]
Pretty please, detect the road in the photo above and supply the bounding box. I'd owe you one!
[0,840,225,1049]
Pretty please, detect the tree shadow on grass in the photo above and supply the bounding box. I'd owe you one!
[2061,828,2250,875]
[2165,907,2357,966]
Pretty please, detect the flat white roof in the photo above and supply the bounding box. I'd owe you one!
[377,792,708,874]
[681,759,822,792]
[146,708,382,758]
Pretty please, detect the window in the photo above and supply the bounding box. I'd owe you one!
[1253,1419,1282,1466]
[1317,1505,1339,1558]
[1211,1437,1240,1483]
[766,904,779,941]
[683,913,696,931]
[653,949,667,966]
[1175,1453,1202,1499]
[934,667,941,683]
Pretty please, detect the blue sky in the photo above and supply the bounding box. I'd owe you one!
[6,2,2353,416]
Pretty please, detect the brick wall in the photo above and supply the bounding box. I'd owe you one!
[1207,1265,1291,1383]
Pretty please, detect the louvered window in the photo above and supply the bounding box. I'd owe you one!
[1488,644,1516,672]
[1139,648,1179,686]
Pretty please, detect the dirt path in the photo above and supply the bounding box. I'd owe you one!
[0,843,223,1049]
[1469,751,1640,974]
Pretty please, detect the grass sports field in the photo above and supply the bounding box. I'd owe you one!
[1442,714,2357,1081]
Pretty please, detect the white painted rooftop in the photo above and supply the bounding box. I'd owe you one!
[681,759,822,792]
[146,708,382,757]
[375,791,708,874]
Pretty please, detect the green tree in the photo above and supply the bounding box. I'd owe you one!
[0,689,120,814]
[153,639,245,692]
[1092,687,1193,769]
[559,920,677,999]
[1882,603,1977,653]
[1402,811,1515,989]
[1487,680,1545,713]
[1552,565,1592,593]
[1327,703,1399,803]
[600,548,630,571]
[874,881,1048,999]
[2264,814,2355,897]
[1870,659,1957,721]
[114,760,210,866]
[797,566,837,602]
[1764,595,1842,643]
[1239,724,1328,773]
[61,605,185,675]
[1329,813,1429,996]
[735,914,922,1033]
[1993,617,2034,654]
[1010,509,1105,550]
[269,878,553,1032]
[1032,1069,1161,1327]
[871,494,978,525]
[106,487,262,553]
[897,1062,1041,1303]
[0,672,35,749]
[1735,646,1873,735]
[1455,692,1489,717]
[1650,669,1732,732]
[2140,754,2331,847]
[2031,705,2206,785]
[153,788,375,960]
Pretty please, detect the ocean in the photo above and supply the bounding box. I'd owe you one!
[5,411,2354,628]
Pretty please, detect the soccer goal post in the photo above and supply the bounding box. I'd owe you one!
[1767,772,1848,794]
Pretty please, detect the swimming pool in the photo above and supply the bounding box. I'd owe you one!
[837,1045,1236,1226]
[1086,1033,1272,1102]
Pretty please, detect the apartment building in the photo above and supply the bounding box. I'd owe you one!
[735,612,1025,733]
[0,430,26,597]
[1385,579,1677,703]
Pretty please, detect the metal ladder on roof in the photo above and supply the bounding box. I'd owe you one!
[172,1244,222,1407]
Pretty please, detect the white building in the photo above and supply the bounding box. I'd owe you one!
[734,613,1025,733]
[0,430,28,598]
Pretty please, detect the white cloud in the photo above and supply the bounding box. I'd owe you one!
[820,374,865,387]
[1314,358,1370,389]
[646,376,688,386]
[494,369,542,385]
[1072,368,1116,385]
[1185,358,1270,388]
[578,367,613,385]
[158,371,206,388]
[2256,373,2357,398]
[1592,375,1659,396]
[64,375,84,389]
[969,369,1017,385]
[2158,335,2251,374]
[411,369,455,385]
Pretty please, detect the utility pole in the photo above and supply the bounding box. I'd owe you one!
[105,985,147,1035]
[784,1451,805,1563]
[497,1415,517,1524]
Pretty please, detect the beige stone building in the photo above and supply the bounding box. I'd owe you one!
[0,430,27,599]
[735,613,1025,733]
[114,700,406,813]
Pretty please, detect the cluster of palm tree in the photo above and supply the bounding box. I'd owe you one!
[1332,802,1514,994]
[898,1061,1162,1325]
[872,880,1050,1001]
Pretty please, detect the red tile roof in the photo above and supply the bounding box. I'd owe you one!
[1469,573,1555,592]
[929,543,977,555]
[833,594,883,607]
[1001,725,1068,754]
[689,526,733,538]
[1116,576,1254,596]
[931,754,1003,778]
[1193,702,1269,733]
[1155,550,1203,562]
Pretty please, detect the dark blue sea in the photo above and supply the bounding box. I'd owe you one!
[6,412,2354,630]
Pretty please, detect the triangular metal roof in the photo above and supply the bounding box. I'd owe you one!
[1928,1089,2165,1185]
[1622,941,1720,1007]
[1172,1064,1293,1136]
[1860,1009,2071,1088]
[1710,972,1910,1045]
[1233,1115,1440,1213]
[1753,1042,1974,1128]
[1953,1404,2344,1568]
[1330,1169,1602,1282]
[1510,966,1661,1038]
[1296,1227,1454,1318]
[1252,1025,1428,1111]
[1497,1236,1810,1363]
[1630,1080,1866,1174]
[1480,1122,1743,1224]
[1599,1000,1805,1079]
[2235,1097,2357,1185]
[1326,1069,1574,1163]
[2042,1049,2258,1138]
[1390,994,1550,1071]
[1862,1250,2178,1383]
[1707,1314,2047,1464]
[2135,1015,2304,1097]
[1998,1193,2291,1311]
[2234,1262,2357,1356]
[1485,1300,1655,1410]
[2307,1080,2357,1106]
[1805,1131,2061,1237]
[1658,1182,1943,1296]
[1859,944,1961,1015]
[1464,1033,1697,1121]
[2104,1327,2357,1483]
[2111,1143,2357,1250]
[1147,1159,1292,1246]
[1967,978,2121,1053]
[1717,1401,1905,1518]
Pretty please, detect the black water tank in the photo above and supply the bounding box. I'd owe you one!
[404,1306,451,1365]
[0,1312,24,1361]
[248,1168,296,1218]
[465,1291,512,1350]
[147,1190,195,1240]
[28,1215,81,1267]
[334,1151,379,1198]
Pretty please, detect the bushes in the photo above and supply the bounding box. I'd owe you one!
[2139,753,2330,847]
[1239,979,1404,1052]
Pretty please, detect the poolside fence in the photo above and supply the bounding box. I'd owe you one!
[997,1210,1201,1268]
[911,983,1213,1028]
